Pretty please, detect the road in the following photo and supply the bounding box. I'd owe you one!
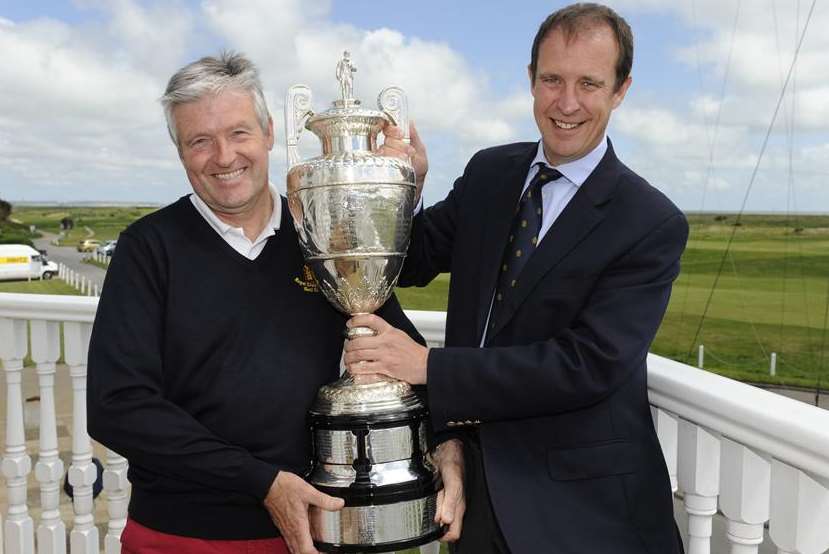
[34,232,107,292]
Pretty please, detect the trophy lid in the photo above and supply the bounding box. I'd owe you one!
[311,373,425,417]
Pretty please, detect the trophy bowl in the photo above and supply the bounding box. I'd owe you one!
[285,52,444,552]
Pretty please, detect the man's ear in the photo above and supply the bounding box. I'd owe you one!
[611,76,632,109]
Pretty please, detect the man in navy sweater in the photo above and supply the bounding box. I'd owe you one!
[87,52,464,554]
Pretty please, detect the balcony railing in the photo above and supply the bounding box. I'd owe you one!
[1,294,828,554]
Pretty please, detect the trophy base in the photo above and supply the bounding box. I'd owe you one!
[311,492,445,552]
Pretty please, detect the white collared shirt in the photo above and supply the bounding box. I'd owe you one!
[479,136,608,345]
[189,184,282,260]
[525,135,607,243]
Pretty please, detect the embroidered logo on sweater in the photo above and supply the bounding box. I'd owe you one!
[294,264,320,293]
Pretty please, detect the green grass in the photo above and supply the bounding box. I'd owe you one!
[14,205,157,244]
[0,218,39,246]
[396,213,829,388]
[83,258,110,270]
[0,279,80,295]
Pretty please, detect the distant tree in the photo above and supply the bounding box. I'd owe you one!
[0,199,11,222]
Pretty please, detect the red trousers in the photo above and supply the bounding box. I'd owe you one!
[121,518,289,554]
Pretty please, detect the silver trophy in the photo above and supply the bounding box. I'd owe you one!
[285,52,444,552]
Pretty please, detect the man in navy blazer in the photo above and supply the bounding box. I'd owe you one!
[345,3,687,553]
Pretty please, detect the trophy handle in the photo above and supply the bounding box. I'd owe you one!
[378,86,410,145]
[285,85,314,169]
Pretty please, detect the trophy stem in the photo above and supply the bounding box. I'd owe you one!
[345,320,377,340]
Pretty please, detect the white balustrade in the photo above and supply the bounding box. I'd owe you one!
[719,438,770,554]
[652,406,679,492]
[649,354,829,554]
[1,318,35,554]
[63,321,98,554]
[2,298,829,554]
[769,461,829,554]
[30,321,65,554]
[102,450,127,554]
[678,420,721,554]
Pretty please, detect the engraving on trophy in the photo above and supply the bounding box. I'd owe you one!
[285,53,444,551]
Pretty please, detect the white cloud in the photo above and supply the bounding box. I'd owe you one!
[0,0,525,203]
[0,0,825,211]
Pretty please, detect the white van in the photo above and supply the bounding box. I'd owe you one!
[0,244,59,281]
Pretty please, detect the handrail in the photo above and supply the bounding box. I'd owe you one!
[647,353,829,483]
[0,293,97,323]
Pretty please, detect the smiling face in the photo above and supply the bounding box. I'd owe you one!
[530,24,631,166]
[173,89,274,226]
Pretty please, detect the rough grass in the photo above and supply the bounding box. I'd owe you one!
[14,206,157,243]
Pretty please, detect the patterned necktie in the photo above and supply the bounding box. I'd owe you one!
[487,164,562,339]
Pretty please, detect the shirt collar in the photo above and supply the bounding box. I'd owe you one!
[531,135,608,188]
[189,183,282,239]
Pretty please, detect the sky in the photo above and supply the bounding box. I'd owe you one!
[0,0,826,212]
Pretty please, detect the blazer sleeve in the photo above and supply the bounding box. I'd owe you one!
[398,154,475,287]
[86,230,279,501]
[426,211,689,430]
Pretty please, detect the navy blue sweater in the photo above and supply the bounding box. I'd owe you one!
[87,196,422,539]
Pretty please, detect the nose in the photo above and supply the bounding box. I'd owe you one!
[213,137,235,167]
[557,84,580,115]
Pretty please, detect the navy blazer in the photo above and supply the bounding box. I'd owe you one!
[399,140,688,553]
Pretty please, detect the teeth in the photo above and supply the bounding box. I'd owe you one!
[554,120,580,130]
[215,168,244,180]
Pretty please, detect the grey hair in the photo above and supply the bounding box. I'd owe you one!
[160,51,271,147]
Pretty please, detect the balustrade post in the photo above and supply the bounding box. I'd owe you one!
[1,318,35,554]
[769,460,829,554]
[31,320,67,554]
[651,407,679,492]
[63,321,99,554]
[719,438,770,554]
[678,420,721,554]
[103,449,128,554]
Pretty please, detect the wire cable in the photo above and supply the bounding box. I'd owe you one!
[686,0,818,360]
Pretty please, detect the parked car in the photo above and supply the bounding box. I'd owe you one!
[96,240,117,257]
[77,239,101,252]
[0,244,59,280]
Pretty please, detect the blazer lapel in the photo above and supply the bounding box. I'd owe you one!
[486,141,622,342]
[475,145,538,340]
